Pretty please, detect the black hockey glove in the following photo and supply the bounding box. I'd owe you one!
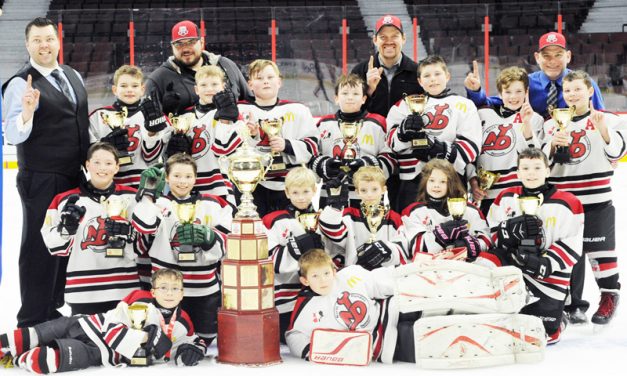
[433,219,469,247]
[346,156,379,173]
[58,194,86,236]
[161,82,182,116]
[105,218,133,239]
[428,137,456,161]
[397,114,425,142]
[497,215,542,248]
[356,241,393,271]
[455,234,481,261]
[140,96,168,133]
[175,343,204,366]
[136,164,166,201]
[510,249,552,279]
[287,232,323,257]
[213,90,239,122]
[143,324,172,360]
[101,128,130,152]
[326,174,349,210]
[314,157,342,181]
[165,133,193,157]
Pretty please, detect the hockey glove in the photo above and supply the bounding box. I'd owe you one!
[314,157,342,181]
[326,174,349,210]
[175,344,204,366]
[288,232,323,257]
[165,133,193,157]
[428,137,456,161]
[177,224,215,249]
[356,241,393,271]
[161,82,182,116]
[105,218,132,240]
[510,249,552,279]
[397,114,425,142]
[458,234,481,261]
[433,219,469,247]
[213,90,239,122]
[143,324,172,360]
[140,96,168,133]
[101,127,130,152]
[58,194,86,235]
[497,214,542,248]
[137,164,166,201]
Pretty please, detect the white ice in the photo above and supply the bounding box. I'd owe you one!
[1,167,626,375]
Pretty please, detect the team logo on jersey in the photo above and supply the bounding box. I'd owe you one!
[126,124,140,152]
[482,123,515,156]
[191,125,210,159]
[80,217,109,252]
[424,103,450,132]
[334,291,370,330]
[332,140,361,159]
[564,129,591,165]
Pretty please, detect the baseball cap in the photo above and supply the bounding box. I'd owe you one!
[375,15,403,35]
[539,32,566,50]
[171,20,200,42]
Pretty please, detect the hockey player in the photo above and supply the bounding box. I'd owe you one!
[262,167,323,342]
[542,70,626,325]
[89,65,168,189]
[469,66,544,215]
[41,142,140,315]
[0,269,207,373]
[216,59,319,217]
[319,166,407,270]
[131,153,231,345]
[387,55,481,212]
[163,65,238,207]
[402,159,491,262]
[311,73,397,208]
[285,249,396,362]
[478,147,584,344]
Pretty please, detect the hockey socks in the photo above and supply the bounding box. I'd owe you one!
[0,328,39,358]
[16,347,60,374]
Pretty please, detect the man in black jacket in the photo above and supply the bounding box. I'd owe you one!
[351,14,423,118]
[145,20,251,115]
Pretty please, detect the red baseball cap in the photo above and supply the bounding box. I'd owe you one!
[171,20,200,42]
[539,32,566,50]
[375,15,403,35]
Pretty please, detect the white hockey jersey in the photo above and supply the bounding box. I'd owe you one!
[41,184,140,305]
[482,185,584,301]
[386,94,482,180]
[542,111,627,206]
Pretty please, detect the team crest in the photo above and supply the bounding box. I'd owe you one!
[546,33,558,43]
[80,217,109,252]
[482,123,516,156]
[334,291,370,330]
[564,129,591,165]
[191,125,210,159]
[177,26,189,37]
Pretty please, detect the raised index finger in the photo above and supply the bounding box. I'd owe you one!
[368,55,374,70]
[472,60,479,76]
[26,74,33,89]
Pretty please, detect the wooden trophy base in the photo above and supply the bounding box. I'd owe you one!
[217,308,282,366]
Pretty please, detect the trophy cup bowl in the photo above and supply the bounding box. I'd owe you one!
[518,195,543,216]
[362,203,387,244]
[549,105,576,131]
[298,212,320,232]
[339,120,362,163]
[102,196,129,258]
[128,304,151,367]
[259,118,286,171]
[170,112,196,134]
[477,168,501,191]
[175,202,198,262]
[447,197,467,221]
[403,94,430,149]
[100,107,128,128]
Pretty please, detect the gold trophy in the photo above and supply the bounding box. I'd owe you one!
[339,120,362,167]
[175,202,198,262]
[517,195,544,253]
[128,303,151,367]
[259,118,286,171]
[361,203,388,244]
[101,196,129,258]
[549,105,576,164]
[403,94,429,149]
[101,107,132,166]
[298,211,320,232]
[476,168,501,205]
[447,197,467,221]
[170,112,196,134]
[432,197,468,260]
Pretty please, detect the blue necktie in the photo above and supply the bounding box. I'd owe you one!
[547,80,558,109]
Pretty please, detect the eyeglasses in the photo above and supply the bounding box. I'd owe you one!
[171,38,200,49]
[155,286,183,293]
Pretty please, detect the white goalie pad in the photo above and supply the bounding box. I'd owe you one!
[310,329,372,366]
[413,313,546,369]
[395,261,527,314]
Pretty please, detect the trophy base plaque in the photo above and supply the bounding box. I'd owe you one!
[411,138,429,148]
[268,163,286,171]
[119,155,133,166]
[105,247,124,258]
[177,252,197,262]
[130,357,150,367]
[217,308,282,366]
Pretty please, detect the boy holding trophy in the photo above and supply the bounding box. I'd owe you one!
[0,269,206,372]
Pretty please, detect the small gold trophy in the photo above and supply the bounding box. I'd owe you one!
[101,196,129,258]
[403,94,429,149]
[431,197,469,260]
[518,195,543,216]
[298,211,320,232]
[170,112,196,134]
[259,118,286,171]
[476,168,501,205]
[447,197,467,221]
[128,303,151,367]
[549,105,576,163]
[339,120,362,164]
[361,203,388,244]
[101,107,132,166]
[175,202,198,262]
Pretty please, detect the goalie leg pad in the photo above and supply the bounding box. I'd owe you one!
[413,313,546,369]
[310,329,372,366]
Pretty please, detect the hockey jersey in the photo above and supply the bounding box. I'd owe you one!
[401,200,491,260]
[131,193,231,297]
[41,184,140,305]
[78,290,205,367]
[285,265,396,360]
[89,106,164,189]
[541,111,627,206]
[482,185,584,302]
[386,93,482,180]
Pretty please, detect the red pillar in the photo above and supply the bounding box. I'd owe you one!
[483,15,490,96]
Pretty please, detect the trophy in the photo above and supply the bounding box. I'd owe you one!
[549,105,576,164]
[101,196,129,258]
[517,194,544,254]
[174,202,198,262]
[476,168,501,205]
[339,120,362,167]
[128,303,151,367]
[361,203,388,244]
[170,112,196,134]
[403,94,429,149]
[298,211,320,232]
[258,118,286,171]
[431,197,468,260]
[101,107,132,166]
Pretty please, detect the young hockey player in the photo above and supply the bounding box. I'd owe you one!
[478,147,584,344]
[89,65,168,189]
[132,153,232,345]
[0,269,207,372]
[41,142,139,315]
[402,159,490,261]
[311,73,396,208]
[262,167,323,342]
[468,66,544,215]
[542,70,626,325]
[387,55,481,212]
[319,166,407,270]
